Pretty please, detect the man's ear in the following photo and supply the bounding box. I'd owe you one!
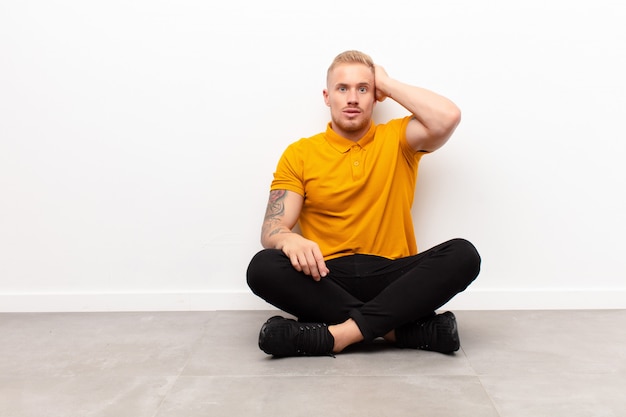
[322,89,330,106]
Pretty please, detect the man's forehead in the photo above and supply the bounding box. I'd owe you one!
[328,63,374,85]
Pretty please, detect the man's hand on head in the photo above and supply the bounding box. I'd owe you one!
[374,64,390,102]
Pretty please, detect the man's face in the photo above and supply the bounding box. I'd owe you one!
[323,63,376,140]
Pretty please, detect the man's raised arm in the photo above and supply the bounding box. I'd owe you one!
[374,65,461,153]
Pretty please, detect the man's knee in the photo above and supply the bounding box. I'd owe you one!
[436,238,481,292]
[451,238,481,268]
[246,249,284,293]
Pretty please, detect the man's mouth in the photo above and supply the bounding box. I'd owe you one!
[343,108,361,116]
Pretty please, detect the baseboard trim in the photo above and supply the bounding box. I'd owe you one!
[1,289,625,312]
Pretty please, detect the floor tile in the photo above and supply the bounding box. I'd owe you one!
[480,372,626,417]
[456,310,626,375]
[155,375,499,417]
[0,312,212,377]
[0,376,176,417]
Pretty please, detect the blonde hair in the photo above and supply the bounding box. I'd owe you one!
[327,50,374,81]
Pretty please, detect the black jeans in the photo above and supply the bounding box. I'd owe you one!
[246,238,481,342]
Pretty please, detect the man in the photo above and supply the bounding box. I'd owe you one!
[247,50,480,357]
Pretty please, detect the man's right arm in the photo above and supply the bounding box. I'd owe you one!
[261,189,329,281]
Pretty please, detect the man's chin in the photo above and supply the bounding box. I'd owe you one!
[338,119,367,132]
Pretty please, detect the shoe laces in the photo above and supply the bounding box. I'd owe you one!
[295,323,335,356]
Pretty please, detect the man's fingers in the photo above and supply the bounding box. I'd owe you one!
[288,251,313,276]
[298,253,311,276]
[294,251,322,281]
[285,243,326,281]
[312,248,329,278]
[317,259,329,277]
[300,251,320,281]
[289,253,302,272]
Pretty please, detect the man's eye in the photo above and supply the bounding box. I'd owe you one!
[339,87,347,92]
[359,87,368,93]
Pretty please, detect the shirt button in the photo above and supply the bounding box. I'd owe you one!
[354,161,360,166]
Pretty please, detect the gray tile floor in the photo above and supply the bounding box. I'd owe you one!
[1,309,625,417]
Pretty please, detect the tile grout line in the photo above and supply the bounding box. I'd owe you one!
[461,345,503,417]
[148,313,215,417]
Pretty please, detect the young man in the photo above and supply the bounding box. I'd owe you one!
[247,50,480,357]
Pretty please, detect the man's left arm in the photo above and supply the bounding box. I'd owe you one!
[374,65,461,153]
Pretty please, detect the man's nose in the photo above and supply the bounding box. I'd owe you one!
[347,89,359,104]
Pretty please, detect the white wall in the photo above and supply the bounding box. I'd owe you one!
[1,0,624,312]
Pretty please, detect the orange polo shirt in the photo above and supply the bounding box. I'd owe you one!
[271,116,424,260]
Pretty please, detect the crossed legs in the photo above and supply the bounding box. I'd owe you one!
[247,238,481,355]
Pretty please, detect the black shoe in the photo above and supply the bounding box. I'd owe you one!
[258,316,335,357]
[395,311,460,353]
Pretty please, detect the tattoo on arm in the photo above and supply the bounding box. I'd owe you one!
[265,190,286,220]
[268,228,284,237]
[263,190,288,237]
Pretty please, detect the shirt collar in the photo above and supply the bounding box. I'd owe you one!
[324,121,376,153]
